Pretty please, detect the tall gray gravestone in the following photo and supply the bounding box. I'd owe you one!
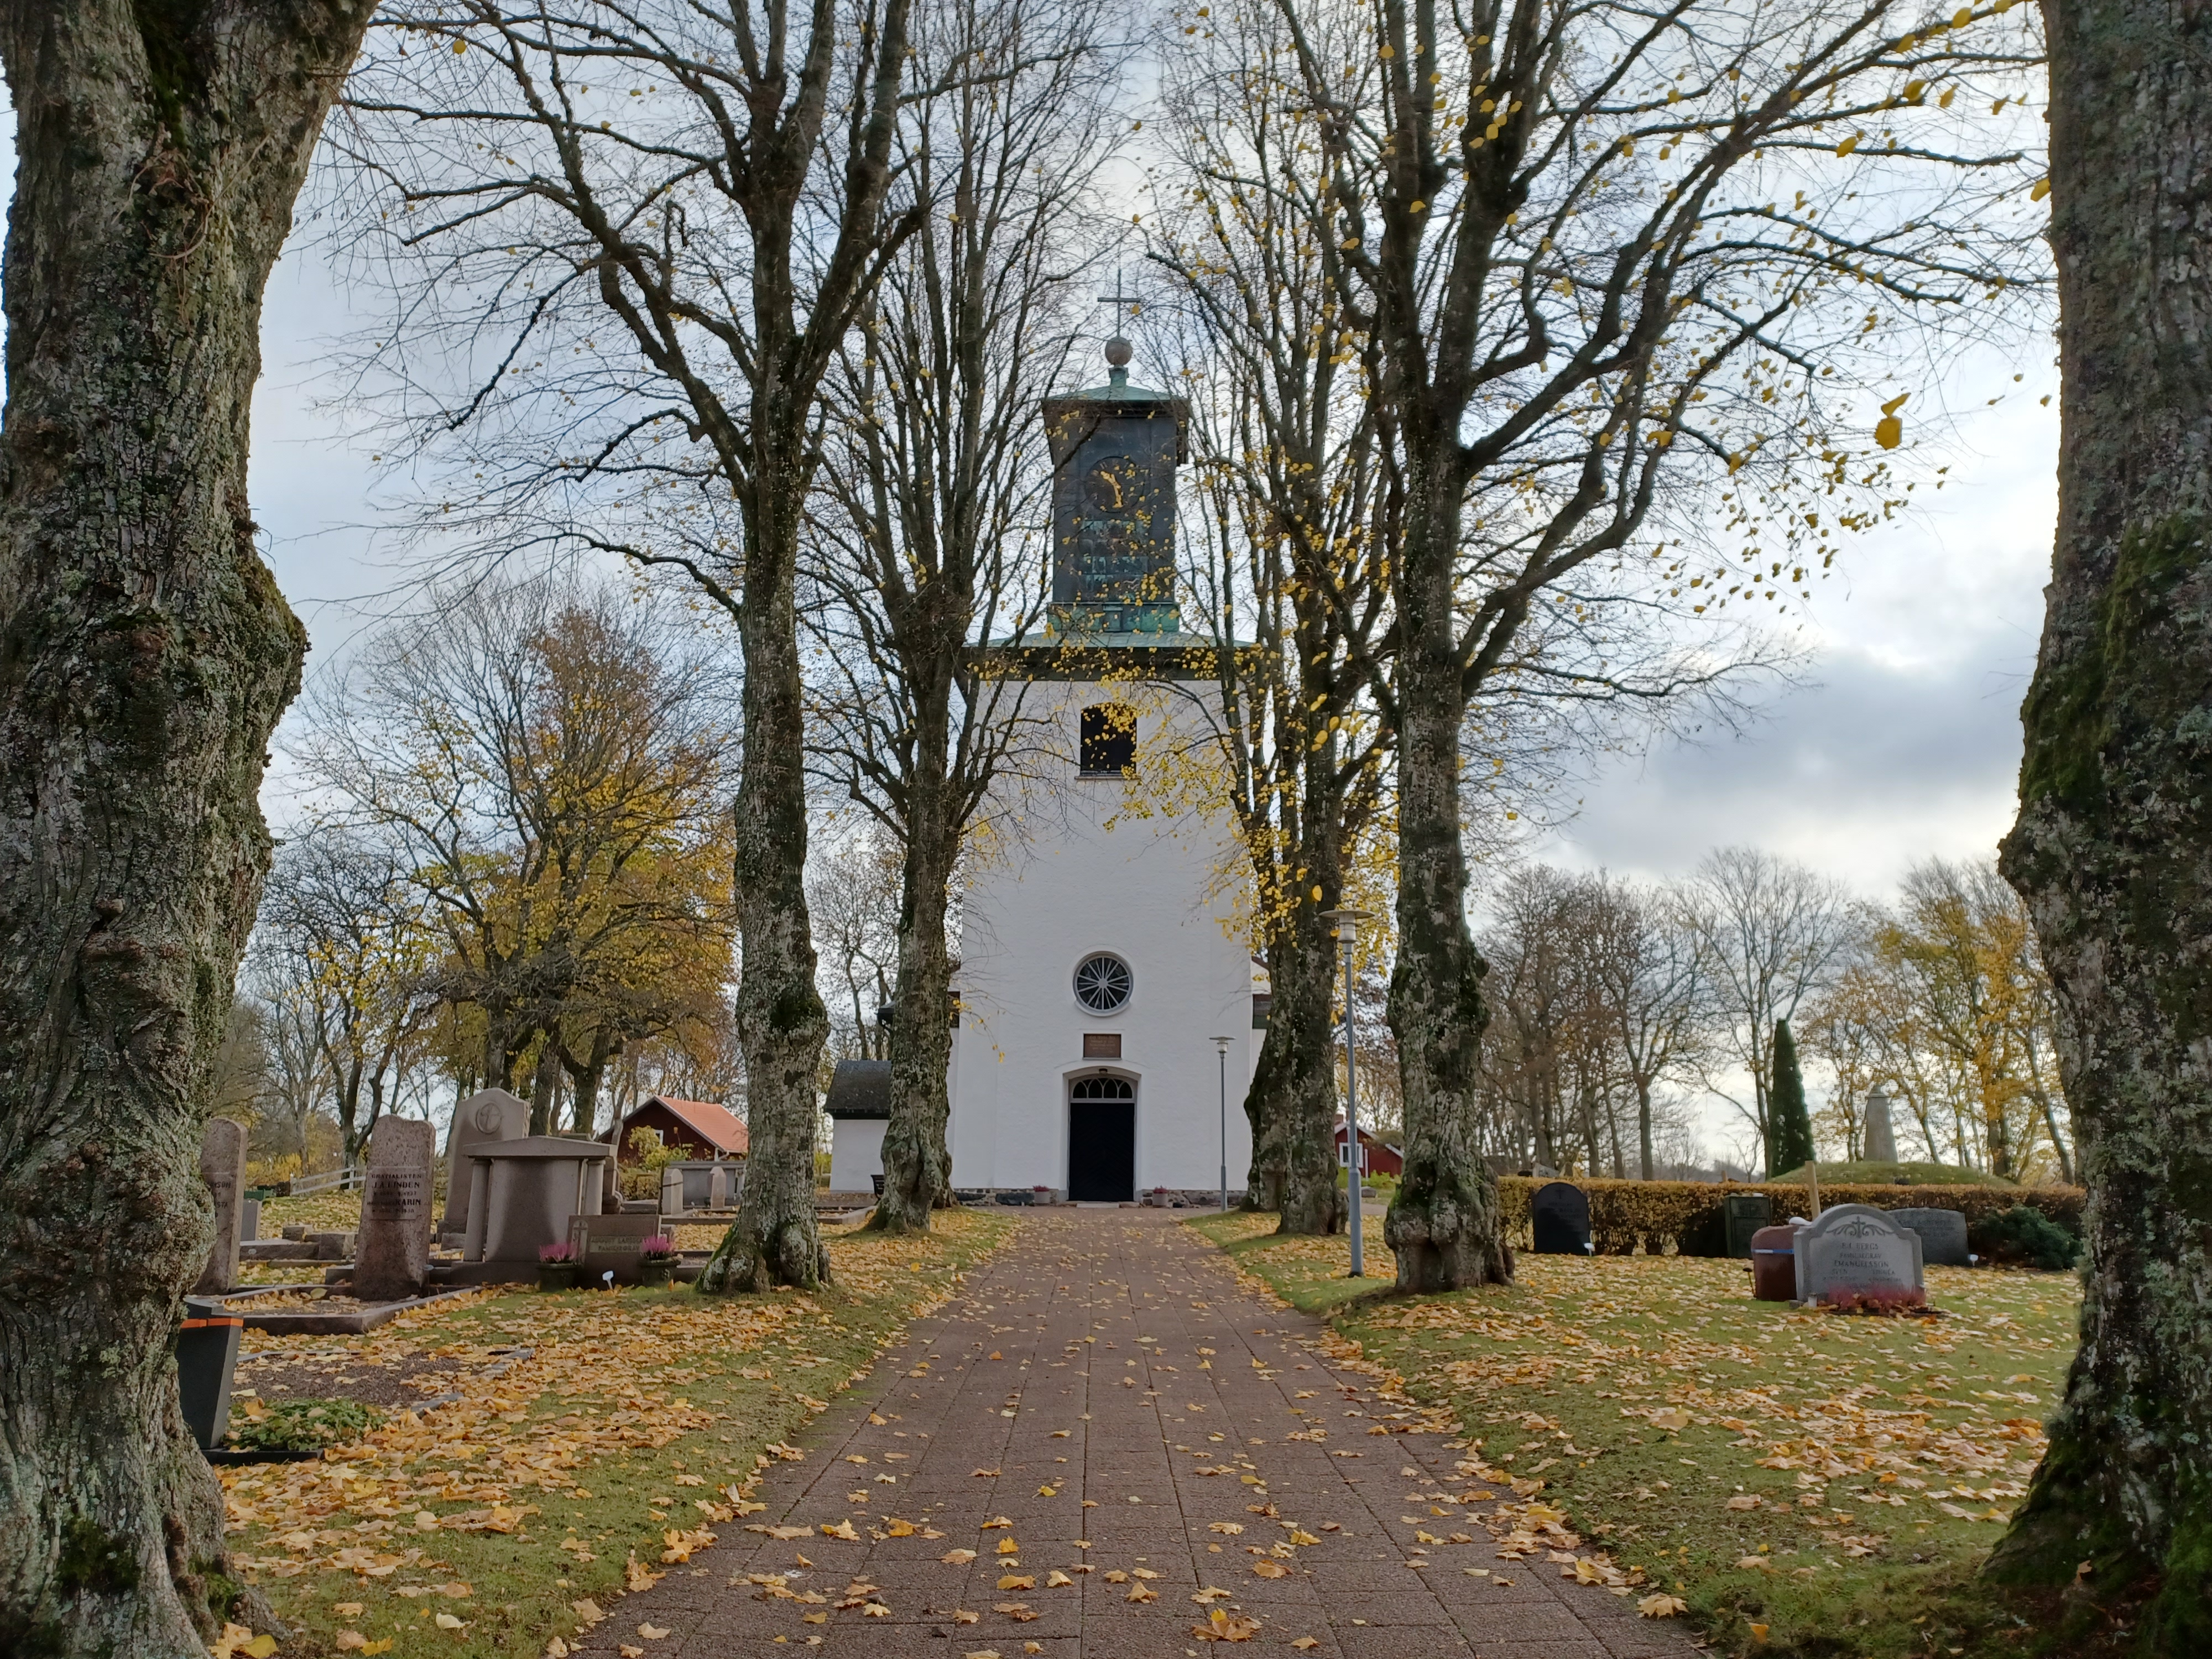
[194,1118,248,1295]
[440,1087,531,1235]
[1795,1203,1924,1304]
[354,1117,436,1302]
[1863,1085,1898,1164]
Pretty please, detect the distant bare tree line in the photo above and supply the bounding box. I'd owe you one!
[1463,847,2072,1184]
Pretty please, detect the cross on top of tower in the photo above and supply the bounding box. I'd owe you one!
[1096,269,1139,319]
[1096,271,1138,378]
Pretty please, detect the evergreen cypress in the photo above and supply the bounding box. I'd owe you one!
[1767,1018,1817,1177]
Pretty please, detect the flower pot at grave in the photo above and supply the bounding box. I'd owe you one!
[637,1261,674,1287]
[538,1264,578,1293]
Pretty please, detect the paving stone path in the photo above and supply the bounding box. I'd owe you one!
[580,1207,1693,1658]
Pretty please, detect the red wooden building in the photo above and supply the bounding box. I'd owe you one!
[1332,1118,1404,1177]
[615,1095,748,1163]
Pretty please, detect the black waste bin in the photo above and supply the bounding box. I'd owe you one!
[176,1298,244,1451]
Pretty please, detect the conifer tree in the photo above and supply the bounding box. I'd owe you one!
[1766,1018,1817,1177]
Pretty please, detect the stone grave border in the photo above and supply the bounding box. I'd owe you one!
[207,1283,484,1337]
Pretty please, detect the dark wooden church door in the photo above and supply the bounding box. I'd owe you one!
[1067,1077,1135,1201]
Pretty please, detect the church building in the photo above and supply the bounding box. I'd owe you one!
[828,338,1260,1204]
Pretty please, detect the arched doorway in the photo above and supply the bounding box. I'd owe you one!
[1067,1076,1135,1202]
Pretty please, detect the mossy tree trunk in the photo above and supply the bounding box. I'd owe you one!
[870,718,957,1233]
[702,462,831,1291]
[1990,1,2212,1646]
[0,3,372,1652]
[1382,463,1511,1293]
[1244,755,1348,1236]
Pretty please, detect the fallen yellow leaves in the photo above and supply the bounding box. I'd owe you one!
[1639,1593,1689,1618]
[1192,1608,1261,1642]
[820,1519,861,1541]
[941,1548,978,1564]
[660,1526,715,1562]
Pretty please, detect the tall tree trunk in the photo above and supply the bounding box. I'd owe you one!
[1636,1077,1655,1181]
[701,459,830,1292]
[1990,1,2212,1647]
[1246,900,1347,1235]
[0,4,372,1653]
[871,705,958,1233]
[2034,1088,2076,1186]
[1383,484,1511,1292]
[529,1044,562,1141]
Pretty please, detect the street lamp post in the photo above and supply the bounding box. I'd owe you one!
[1321,909,1374,1277]
[1211,1036,1234,1212]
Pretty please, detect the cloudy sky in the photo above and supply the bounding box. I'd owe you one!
[0,81,2058,899]
[1526,344,2057,900]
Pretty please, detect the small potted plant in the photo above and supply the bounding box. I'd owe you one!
[538,1241,579,1292]
[637,1235,677,1287]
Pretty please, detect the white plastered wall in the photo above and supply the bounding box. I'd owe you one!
[828,1118,887,1192]
[948,677,1256,1196]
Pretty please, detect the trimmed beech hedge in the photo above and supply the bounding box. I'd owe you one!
[1493,1175,2085,1258]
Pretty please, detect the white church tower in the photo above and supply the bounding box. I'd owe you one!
[932,337,1260,1203]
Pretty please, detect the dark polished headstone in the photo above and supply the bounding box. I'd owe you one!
[1724,1192,1773,1259]
[1531,1181,1593,1255]
[1886,1206,1970,1267]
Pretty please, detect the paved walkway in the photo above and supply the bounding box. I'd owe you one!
[581,1208,1692,1658]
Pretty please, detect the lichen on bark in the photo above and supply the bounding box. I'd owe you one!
[1991,0,2212,1647]
[0,2,374,1652]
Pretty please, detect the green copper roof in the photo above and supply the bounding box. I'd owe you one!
[1065,366,1178,402]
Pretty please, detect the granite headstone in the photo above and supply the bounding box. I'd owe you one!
[708,1162,731,1210]
[1886,1206,1970,1267]
[1794,1203,1924,1304]
[194,1118,249,1295]
[457,1136,612,1281]
[440,1087,531,1234]
[566,1213,669,1286]
[354,1116,436,1302]
[1532,1181,1594,1255]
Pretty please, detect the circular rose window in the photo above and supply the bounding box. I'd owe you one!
[1072,953,1133,1014]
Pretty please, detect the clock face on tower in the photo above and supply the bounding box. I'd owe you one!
[1073,456,1151,604]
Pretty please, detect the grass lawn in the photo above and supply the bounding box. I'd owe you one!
[216,1208,1011,1658]
[1187,1211,2084,1659]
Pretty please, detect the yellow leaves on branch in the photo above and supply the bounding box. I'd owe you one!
[1875,393,1909,451]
